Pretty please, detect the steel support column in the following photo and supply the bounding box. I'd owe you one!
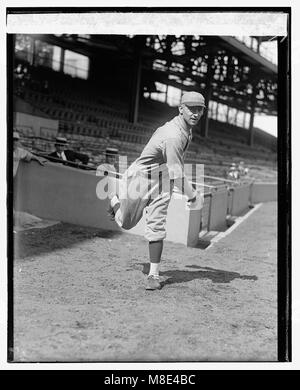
[201,60,213,137]
[243,111,247,128]
[60,49,65,73]
[248,91,257,146]
[129,37,143,124]
[226,105,230,123]
[216,102,219,120]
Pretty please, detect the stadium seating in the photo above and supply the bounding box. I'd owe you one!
[13,63,277,183]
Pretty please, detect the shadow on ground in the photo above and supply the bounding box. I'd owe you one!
[140,263,258,285]
[13,223,123,260]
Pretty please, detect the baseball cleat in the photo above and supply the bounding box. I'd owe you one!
[145,275,162,290]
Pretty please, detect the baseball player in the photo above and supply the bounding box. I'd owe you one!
[13,130,46,177]
[108,91,205,290]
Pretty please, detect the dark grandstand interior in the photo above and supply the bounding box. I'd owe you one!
[12,34,277,183]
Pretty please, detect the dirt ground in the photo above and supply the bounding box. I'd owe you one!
[12,202,277,362]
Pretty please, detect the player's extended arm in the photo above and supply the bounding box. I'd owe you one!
[20,149,46,166]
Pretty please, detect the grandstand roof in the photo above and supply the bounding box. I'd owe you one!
[40,34,277,116]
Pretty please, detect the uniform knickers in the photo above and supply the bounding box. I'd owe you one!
[110,115,194,242]
[113,163,173,241]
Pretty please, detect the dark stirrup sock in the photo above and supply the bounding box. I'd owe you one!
[149,240,163,263]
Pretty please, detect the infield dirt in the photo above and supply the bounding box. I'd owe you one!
[12,202,277,362]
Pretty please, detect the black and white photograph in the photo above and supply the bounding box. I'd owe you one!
[3,4,294,370]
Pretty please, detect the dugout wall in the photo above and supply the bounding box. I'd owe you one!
[13,162,277,248]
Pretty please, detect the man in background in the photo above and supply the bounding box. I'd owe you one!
[226,163,240,181]
[238,161,249,177]
[47,137,89,168]
[13,130,46,177]
[13,130,47,231]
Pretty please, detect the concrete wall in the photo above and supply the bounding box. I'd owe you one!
[230,184,251,216]
[14,161,119,232]
[250,182,277,203]
[168,193,202,247]
[208,189,228,231]
[14,161,202,247]
[13,162,277,247]
[201,195,212,230]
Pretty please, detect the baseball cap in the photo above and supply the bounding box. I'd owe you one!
[180,91,206,107]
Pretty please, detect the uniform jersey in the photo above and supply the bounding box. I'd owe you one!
[133,115,192,179]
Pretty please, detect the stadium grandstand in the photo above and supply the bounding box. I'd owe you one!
[12,34,277,183]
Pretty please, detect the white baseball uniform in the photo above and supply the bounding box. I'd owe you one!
[115,115,193,241]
